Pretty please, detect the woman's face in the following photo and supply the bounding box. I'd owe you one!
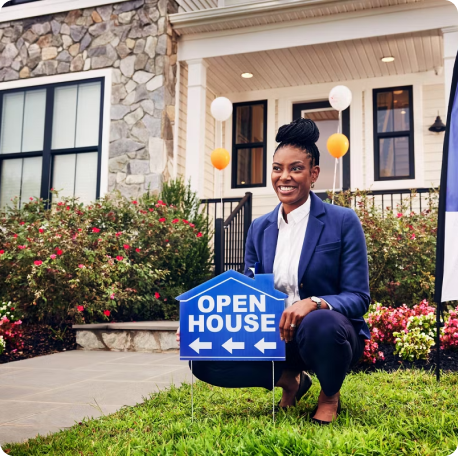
[271,146,320,212]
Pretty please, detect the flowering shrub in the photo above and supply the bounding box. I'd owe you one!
[0,301,24,355]
[0,180,212,325]
[363,301,458,364]
[331,190,438,307]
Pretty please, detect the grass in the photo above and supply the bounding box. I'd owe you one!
[4,370,458,455]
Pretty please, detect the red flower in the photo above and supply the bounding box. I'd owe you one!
[13,234,17,238]
[66,206,70,210]
[148,208,154,212]
[197,232,203,238]
[78,228,82,232]
[155,292,160,299]
[39,228,44,233]
[183,220,189,224]
[165,239,169,243]
[19,221,25,225]
[115,232,122,237]
[18,245,26,250]
[157,200,164,205]
[92,227,100,233]
[123,244,130,250]
[34,260,43,266]
[77,305,84,312]
[116,256,123,261]
[29,197,33,201]
[104,310,111,316]
[0,250,4,255]
[190,223,195,228]
[172,218,179,224]
[132,200,138,205]
[57,202,64,206]
[135,248,141,253]
[159,218,166,223]
[50,254,56,259]
[411,233,416,240]
[397,213,403,218]
[56,249,63,255]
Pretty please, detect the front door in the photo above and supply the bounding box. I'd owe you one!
[293,101,350,200]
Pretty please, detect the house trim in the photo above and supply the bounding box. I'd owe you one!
[0,0,127,23]
[0,69,113,197]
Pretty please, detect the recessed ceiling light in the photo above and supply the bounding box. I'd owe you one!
[394,90,403,95]
[381,56,395,63]
[241,72,253,79]
[241,181,246,184]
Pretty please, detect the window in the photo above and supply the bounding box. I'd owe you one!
[373,86,414,181]
[0,78,104,208]
[231,100,267,188]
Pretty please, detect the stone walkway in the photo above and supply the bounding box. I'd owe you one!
[0,350,190,446]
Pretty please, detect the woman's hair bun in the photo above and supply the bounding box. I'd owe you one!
[275,118,320,146]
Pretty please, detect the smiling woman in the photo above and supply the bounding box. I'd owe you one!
[187,117,370,426]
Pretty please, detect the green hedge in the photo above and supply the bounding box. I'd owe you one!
[0,179,212,326]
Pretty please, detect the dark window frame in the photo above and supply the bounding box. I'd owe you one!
[231,99,268,189]
[373,85,415,181]
[2,0,43,7]
[0,77,105,208]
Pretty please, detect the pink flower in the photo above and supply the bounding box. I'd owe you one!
[397,213,403,218]
[132,201,138,205]
[123,244,130,250]
[77,305,84,312]
[115,232,122,237]
[29,197,33,201]
[197,232,203,238]
[18,245,26,250]
[50,254,57,259]
[183,220,189,224]
[39,228,44,233]
[148,208,154,212]
[19,221,25,225]
[13,234,17,238]
[155,292,160,299]
[92,227,100,233]
[104,310,111,316]
[159,218,166,223]
[411,234,416,240]
[110,294,115,300]
[190,223,195,228]
[116,256,123,261]
[34,260,42,266]
[57,202,64,206]
[78,264,85,268]
[157,200,164,205]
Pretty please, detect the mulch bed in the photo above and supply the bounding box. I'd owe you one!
[0,322,77,364]
[351,343,458,373]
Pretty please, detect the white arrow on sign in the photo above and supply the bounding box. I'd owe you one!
[189,338,212,354]
[222,338,245,354]
[254,338,277,353]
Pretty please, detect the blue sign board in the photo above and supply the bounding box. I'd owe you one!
[176,269,287,361]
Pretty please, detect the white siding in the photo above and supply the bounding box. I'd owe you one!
[423,83,446,188]
[177,64,188,178]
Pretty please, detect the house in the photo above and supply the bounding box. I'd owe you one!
[176,268,287,360]
[0,0,456,230]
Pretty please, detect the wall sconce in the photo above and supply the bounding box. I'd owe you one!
[429,112,446,133]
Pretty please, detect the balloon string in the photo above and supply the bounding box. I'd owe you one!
[220,121,223,219]
[332,110,342,205]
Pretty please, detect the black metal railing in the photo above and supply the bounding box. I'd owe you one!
[200,192,252,276]
[2,0,43,6]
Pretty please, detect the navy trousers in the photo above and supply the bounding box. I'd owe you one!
[190,310,366,397]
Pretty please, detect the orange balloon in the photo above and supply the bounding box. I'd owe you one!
[211,148,230,170]
[327,133,349,159]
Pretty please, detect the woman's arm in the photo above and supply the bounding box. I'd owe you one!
[317,209,370,319]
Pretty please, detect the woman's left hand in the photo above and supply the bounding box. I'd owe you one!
[279,299,315,343]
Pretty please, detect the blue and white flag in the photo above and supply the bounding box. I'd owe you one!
[435,51,458,303]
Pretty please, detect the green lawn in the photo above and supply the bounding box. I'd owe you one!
[5,370,458,455]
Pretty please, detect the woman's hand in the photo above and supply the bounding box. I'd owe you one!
[176,328,180,347]
[279,299,315,343]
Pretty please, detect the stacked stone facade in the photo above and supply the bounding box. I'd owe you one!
[0,0,178,198]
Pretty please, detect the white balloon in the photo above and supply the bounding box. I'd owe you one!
[211,97,233,122]
[329,86,352,112]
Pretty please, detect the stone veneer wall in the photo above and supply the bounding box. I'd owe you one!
[0,0,178,198]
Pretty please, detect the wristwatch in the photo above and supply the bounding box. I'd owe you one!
[310,296,322,310]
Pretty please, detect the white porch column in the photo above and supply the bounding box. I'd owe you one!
[443,27,458,114]
[185,58,208,196]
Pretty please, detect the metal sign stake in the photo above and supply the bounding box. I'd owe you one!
[272,361,275,423]
[191,360,194,423]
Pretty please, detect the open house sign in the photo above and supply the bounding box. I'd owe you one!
[177,270,287,361]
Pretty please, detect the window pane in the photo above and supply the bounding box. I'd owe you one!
[22,90,46,152]
[236,148,264,186]
[52,85,78,149]
[74,152,97,203]
[379,137,410,178]
[76,82,101,148]
[235,104,264,144]
[377,89,410,133]
[1,92,24,154]
[20,157,42,206]
[53,152,97,204]
[0,157,42,208]
[52,154,76,199]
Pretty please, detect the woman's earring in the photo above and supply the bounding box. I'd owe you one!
[311,182,315,189]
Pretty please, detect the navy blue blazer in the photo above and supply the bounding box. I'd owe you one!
[244,191,371,340]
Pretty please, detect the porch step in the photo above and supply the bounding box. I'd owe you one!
[72,321,179,353]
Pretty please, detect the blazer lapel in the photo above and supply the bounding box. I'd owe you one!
[262,204,280,273]
[297,193,326,282]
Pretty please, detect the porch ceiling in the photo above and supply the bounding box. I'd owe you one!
[205,30,443,94]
